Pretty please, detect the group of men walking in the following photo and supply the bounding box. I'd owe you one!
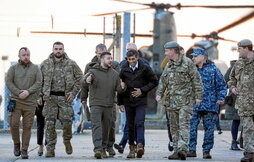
[5,39,254,162]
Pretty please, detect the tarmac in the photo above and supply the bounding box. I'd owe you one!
[0,129,244,162]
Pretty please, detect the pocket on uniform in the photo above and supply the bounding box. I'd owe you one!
[175,72,190,84]
[172,95,190,107]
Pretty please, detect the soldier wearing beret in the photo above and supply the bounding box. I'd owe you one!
[228,39,254,162]
[156,41,203,160]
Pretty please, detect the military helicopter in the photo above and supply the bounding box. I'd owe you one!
[30,1,254,75]
[90,0,254,116]
[30,1,254,116]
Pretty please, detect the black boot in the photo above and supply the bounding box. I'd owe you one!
[203,151,212,159]
[13,143,21,156]
[114,143,124,153]
[21,149,29,159]
[230,140,240,150]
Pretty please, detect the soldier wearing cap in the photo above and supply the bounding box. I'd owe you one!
[187,48,227,159]
[228,39,254,162]
[156,41,203,160]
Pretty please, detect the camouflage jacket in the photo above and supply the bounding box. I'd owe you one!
[40,53,83,100]
[194,60,227,113]
[228,57,254,116]
[156,53,203,110]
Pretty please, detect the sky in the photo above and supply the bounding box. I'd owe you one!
[0,0,254,119]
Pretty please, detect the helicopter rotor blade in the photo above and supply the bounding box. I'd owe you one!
[177,33,238,43]
[111,1,254,9]
[92,7,151,16]
[177,33,203,39]
[217,10,254,33]
[178,4,254,9]
[30,30,153,38]
[111,0,147,6]
[217,37,238,43]
[31,31,110,36]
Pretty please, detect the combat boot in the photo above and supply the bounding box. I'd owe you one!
[94,151,102,159]
[136,143,144,158]
[45,150,55,158]
[203,151,212,159]
[178,150,187,160]
[230,140,240,150]
[21,149,28,159]
[187,150,197,157]
[107,147,116,157]
[168,151,180,160]
[241,152,254,162]
[64,141,73,155]
[13,143,21,156]
[127,145,135,158]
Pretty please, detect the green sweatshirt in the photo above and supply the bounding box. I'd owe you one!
[6,61,42,107]
[81,64,125,107]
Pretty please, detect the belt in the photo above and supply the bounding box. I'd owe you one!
[50,91,65,96]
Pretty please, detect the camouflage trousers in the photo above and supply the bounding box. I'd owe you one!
[166,107,192,152]
[90,106,113,152]
[42,96,74,151]
[189,111,217,152]
[241,116,254,153]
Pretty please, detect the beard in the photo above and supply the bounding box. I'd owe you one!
[102,62,112,68]
[54,52,63,59]
[19,59,30,66]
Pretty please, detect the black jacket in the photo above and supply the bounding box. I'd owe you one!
[118,60,158,107]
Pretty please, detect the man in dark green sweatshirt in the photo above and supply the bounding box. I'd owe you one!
[81,52,125,159]
[6,47,42,159]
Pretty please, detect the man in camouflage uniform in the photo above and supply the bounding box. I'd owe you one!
[228,39,254,162]
[39,41,82,157]
[6,47,42,159]
[156,41,203,160]
[80,43,120,157]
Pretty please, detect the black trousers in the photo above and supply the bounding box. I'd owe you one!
[35,104,45,145]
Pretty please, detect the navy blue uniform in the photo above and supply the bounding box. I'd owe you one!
[189,60,227,152]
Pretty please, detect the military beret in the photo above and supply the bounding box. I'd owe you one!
[164,41,180,49]
[190,48,208,56]
[237,39,252,47]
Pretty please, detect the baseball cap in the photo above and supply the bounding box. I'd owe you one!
[164,41,180,49]
[190,48,208,56]
[237,39,252,47]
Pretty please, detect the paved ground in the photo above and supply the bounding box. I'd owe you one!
[0,129,244,162]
